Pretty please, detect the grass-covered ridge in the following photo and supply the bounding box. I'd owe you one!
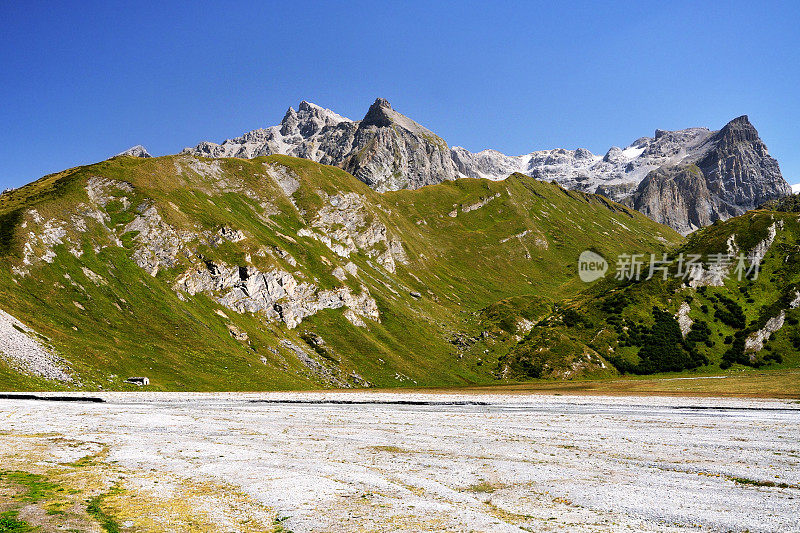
[0,154,682,390]
[501,209,800,381]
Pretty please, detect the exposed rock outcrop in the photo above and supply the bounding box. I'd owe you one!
[748,220,781,265]
[175,260,380,329]
[675,302,693,338]
[630,117,790,234]
[298,191,408,272]
[744,289,800,356]
[0,309,74,382]
[124,203,195,276]
[116,145,152,158]
[688,221,780,287]
[744,312,785,355]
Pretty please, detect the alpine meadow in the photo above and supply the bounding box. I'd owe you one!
[2,3,800,531]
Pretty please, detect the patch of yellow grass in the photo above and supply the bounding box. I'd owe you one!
[0,433,279,532]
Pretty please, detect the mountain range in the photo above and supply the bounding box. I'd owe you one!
[0,153,680,390]
[0,99,797,391]
[184,98,791,234]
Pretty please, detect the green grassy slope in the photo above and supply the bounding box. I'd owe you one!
[0,155,680,390]
[501,209,800,380]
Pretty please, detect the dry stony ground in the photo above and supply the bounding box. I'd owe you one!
[1,392,799,532]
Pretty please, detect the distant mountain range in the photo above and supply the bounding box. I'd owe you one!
[182,98,791,234]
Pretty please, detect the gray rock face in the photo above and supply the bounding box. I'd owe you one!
[0,308,74,382]
[116,145,152,158]
[174,260,380,330]
[630,117,791,234]
[342,99,458,190]
[186,99,458,191]
[185,101,790,232]
[630,165,718,234]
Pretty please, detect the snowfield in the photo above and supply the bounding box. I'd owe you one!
[2,392,799,532]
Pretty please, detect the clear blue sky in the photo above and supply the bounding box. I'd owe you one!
[2,0,799,189]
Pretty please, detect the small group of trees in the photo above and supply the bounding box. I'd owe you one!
[720,330,784,369]
[712,294,747,329]
[612,307,708,374]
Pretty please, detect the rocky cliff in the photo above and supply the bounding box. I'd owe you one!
[186,99,459,191]
[629,116,790,234]
[185,101,790,233]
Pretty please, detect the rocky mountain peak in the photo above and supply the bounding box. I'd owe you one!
[361,98,395,128]
[279,100,350,137]
[715,114,761,149]
[116,145,152,158]
[342,98,456,190]
[631,115,789,234]
[183,99,790,232]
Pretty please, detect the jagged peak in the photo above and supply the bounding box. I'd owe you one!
[298,100,322,112]
[279,101,351,136]
[116,145,151,158]
[282,106,297,120]
[727,114,751,126]
[715,114,761,147]
[361,98,395,127]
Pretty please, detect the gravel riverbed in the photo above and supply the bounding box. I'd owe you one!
[1,392,798,532]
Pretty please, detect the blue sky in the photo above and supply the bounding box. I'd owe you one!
[1,0,799,189]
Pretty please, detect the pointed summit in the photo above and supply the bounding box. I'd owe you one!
[279,101,350,137]
[711,114,767,156]
[116,145,151,158]
[280,106,298,135]
[361,98,394,127]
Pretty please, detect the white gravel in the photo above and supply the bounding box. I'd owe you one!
[1,392,798,532]
[0,308,73,382]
